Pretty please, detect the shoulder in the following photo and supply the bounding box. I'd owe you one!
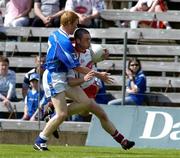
[85,49,92,56]
[137,71,146,79]
[8,69,16,76]
[25,68,36,78]
[51,30,69,42]
[26,68,36,74]
[79,49,92,60]
[27,90,31,95]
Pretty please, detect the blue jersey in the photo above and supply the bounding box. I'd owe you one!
[128,70,146,105]
[45,28,80,73]
[25,90,44,117]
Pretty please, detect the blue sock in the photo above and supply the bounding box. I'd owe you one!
[35,136,47,144]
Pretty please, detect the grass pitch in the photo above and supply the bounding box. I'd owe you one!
[0,144,180,158]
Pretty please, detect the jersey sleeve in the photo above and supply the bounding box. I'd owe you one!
[56,41,80,69]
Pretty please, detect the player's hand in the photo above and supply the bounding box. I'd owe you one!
[83,70,95,81]
[103,75,114,84]
[97,72,114,84]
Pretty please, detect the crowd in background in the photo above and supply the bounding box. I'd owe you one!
[0,0,105,28]
[0,0,177,29]
[0,0,179,121]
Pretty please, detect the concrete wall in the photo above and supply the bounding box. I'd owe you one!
[0,120,89,146]
[0,130,87,146]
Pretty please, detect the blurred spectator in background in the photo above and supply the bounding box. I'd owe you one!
[32,0,66,27]
[0,56,17,112]
[0,0,6,26]
[65,0,105,28]
[129,0,171,29]
[0,0,7,7]
[22,73,45,121]
[0,26,6,40]
[0,11,5,38]
[0,10,3,26]
[22,72,59,137]
[108,57,146,106]
[95,79,115,104]
[4,0,32,27]
[22,55,46,99]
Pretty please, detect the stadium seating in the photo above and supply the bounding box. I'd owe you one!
[104,0,180,9]
[0,5,180,116]
[0,1,180,146]
[0,26,180,109]
[101,10,180,23]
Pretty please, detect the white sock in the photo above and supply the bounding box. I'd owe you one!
[39,132,48,141]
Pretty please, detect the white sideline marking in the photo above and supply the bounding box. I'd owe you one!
[83,155,154,158]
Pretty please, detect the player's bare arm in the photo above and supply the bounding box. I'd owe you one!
[68,70,95,87]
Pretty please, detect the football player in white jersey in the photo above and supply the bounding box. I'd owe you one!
[67,28,135,150]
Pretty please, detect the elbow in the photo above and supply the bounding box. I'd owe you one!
[74,66,81,72]
[68,82,74,87]
[67,79,75,87]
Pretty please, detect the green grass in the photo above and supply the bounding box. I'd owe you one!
[0,144,180,158]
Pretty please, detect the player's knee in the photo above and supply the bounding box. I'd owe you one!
[90,105,108,121]
[98,107,108,121]
[99,111,108,122]
[81,98,92,108]
[55,111,68,122]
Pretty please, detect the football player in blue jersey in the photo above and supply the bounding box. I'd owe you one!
[33,11,114,151]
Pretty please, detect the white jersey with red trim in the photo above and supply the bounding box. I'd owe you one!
[76,49,100,89]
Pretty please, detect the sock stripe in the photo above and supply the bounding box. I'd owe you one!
[113,132,120,138]
[112,130,124,144]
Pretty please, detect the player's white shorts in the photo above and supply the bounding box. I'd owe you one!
[43,69,73,98]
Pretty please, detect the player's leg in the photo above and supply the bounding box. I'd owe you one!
[65,86,92,116]
[34,92,68,151]
[34,70,69,151]
[89,99,116,134]
[43,102,59,139]
[88,99,135,150]
[42,92,68,137]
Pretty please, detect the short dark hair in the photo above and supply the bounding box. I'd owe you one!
[74,28,90,40]
[142,2,148,6]
[0,56,9,65]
